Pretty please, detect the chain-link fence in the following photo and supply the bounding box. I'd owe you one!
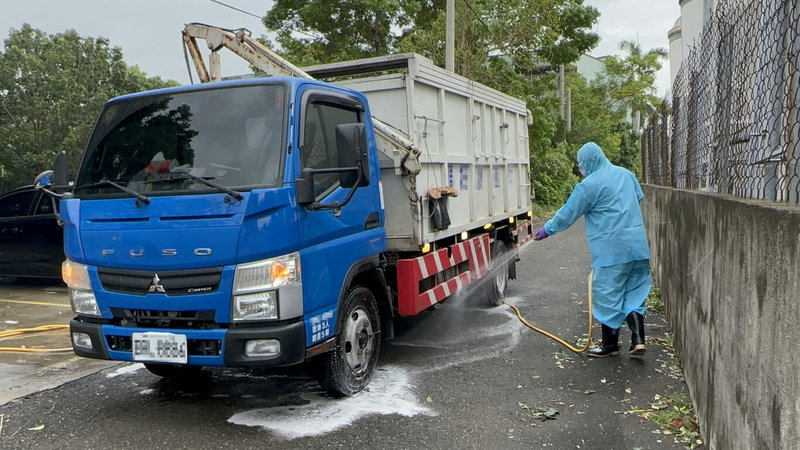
[642,0,800,205]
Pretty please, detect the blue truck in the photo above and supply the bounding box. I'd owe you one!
[37,27,533,395]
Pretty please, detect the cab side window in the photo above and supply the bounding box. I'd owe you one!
[301,101,361,198]
[0,190,36,217]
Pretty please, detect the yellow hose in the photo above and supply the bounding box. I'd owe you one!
[0,324,73,353]
[505,270,594,354]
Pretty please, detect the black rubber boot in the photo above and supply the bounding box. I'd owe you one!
[587,324,620,358]
[626,312,646,356]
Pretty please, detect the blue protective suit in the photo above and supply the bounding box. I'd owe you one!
[544,142,651,328]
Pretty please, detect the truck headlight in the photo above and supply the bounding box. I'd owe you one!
[62,260,100,317]
[232,253,301,321]
[233,291,277,320]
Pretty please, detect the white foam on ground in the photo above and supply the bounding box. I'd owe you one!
[106,363,144,378]
[227,366,434,439]
[228,295,527,439]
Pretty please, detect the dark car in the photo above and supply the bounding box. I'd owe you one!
[0,185,63,281]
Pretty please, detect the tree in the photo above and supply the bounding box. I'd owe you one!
[263,0,445,66]
[564,71,624,159]
[602,40,668,123]
[395,0,599,80]
[0,25,178,192]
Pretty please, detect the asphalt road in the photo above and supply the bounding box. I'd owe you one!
[0,219,696,449]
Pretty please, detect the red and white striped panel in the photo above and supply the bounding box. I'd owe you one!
[396,234,490,316]
[513,218,534,248]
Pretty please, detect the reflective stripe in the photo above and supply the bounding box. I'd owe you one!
[397,234,492,316]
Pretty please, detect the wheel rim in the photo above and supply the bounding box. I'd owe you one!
[342,305,374,376]
[494,245,508,295]
[495,260,508,295]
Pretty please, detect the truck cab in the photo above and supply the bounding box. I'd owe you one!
[58,77,387,395]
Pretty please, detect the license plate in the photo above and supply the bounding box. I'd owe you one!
[132,332,188,364]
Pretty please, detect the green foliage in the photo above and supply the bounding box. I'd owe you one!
[645,283,664,314]
[0,25,177,193]
[264,0,443,65]
[608,121,641,175]
[531,141,579,205]
[632,392,703,448]
[602,40,668,119]
[563,68,646,175]
[395,0,599,78]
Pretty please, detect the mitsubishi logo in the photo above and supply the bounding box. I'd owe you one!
[148,274,166,293]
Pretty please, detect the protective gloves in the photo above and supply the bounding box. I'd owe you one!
[533,226,549,241]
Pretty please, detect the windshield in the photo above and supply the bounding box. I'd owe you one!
[74,83,287,196]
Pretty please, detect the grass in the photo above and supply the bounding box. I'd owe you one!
[630,391,703,448]
[645,283,664,315]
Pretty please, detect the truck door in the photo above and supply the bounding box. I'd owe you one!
[295,89,386,343]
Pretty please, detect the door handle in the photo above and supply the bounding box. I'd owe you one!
[364,212,379,230]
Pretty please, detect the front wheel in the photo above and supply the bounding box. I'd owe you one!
[485,240,509,306]
[320,285,381,397]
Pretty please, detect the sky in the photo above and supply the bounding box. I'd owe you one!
[0,0,681,96]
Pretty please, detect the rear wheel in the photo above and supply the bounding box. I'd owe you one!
[320,285,381,397]
[485,240,509,306]
[143,363,202,379]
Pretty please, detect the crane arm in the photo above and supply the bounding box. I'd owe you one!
[181,23,420,175]
[182,23,312,82]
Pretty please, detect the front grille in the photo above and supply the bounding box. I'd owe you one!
[98,267,222,296]
[110,308,218,329]
[106,335,221,356]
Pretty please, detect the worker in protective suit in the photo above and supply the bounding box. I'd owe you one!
[533,142,651,358]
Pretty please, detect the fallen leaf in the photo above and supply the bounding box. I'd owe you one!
[584,390,596,395]
[600,378,607,384]
[28,425,44,431]
[670,417,684,428]
[543,408,558,419]
[425,396,433,403]
[625,388,632,394]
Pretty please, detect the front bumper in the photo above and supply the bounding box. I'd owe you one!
[69,319,306,367]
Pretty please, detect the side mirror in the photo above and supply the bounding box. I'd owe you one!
[336,123,369,188]
[296,168,315,206]
[34,170,54,190]
[33,151,70,199]
[53,151,68,188]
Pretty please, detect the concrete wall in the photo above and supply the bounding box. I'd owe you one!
[642,185,800,450]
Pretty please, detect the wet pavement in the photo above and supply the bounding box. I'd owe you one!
[0,219,701,449]
[0,280,118,406]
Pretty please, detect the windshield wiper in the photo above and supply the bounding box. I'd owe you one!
[167,171,244,201]
[93,179,151,205]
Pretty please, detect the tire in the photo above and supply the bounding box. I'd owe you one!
[485,240,509,306]
[320,285,381,397]
[143,363,203,379]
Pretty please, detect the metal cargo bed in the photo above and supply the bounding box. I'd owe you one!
[305,54,532,252]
